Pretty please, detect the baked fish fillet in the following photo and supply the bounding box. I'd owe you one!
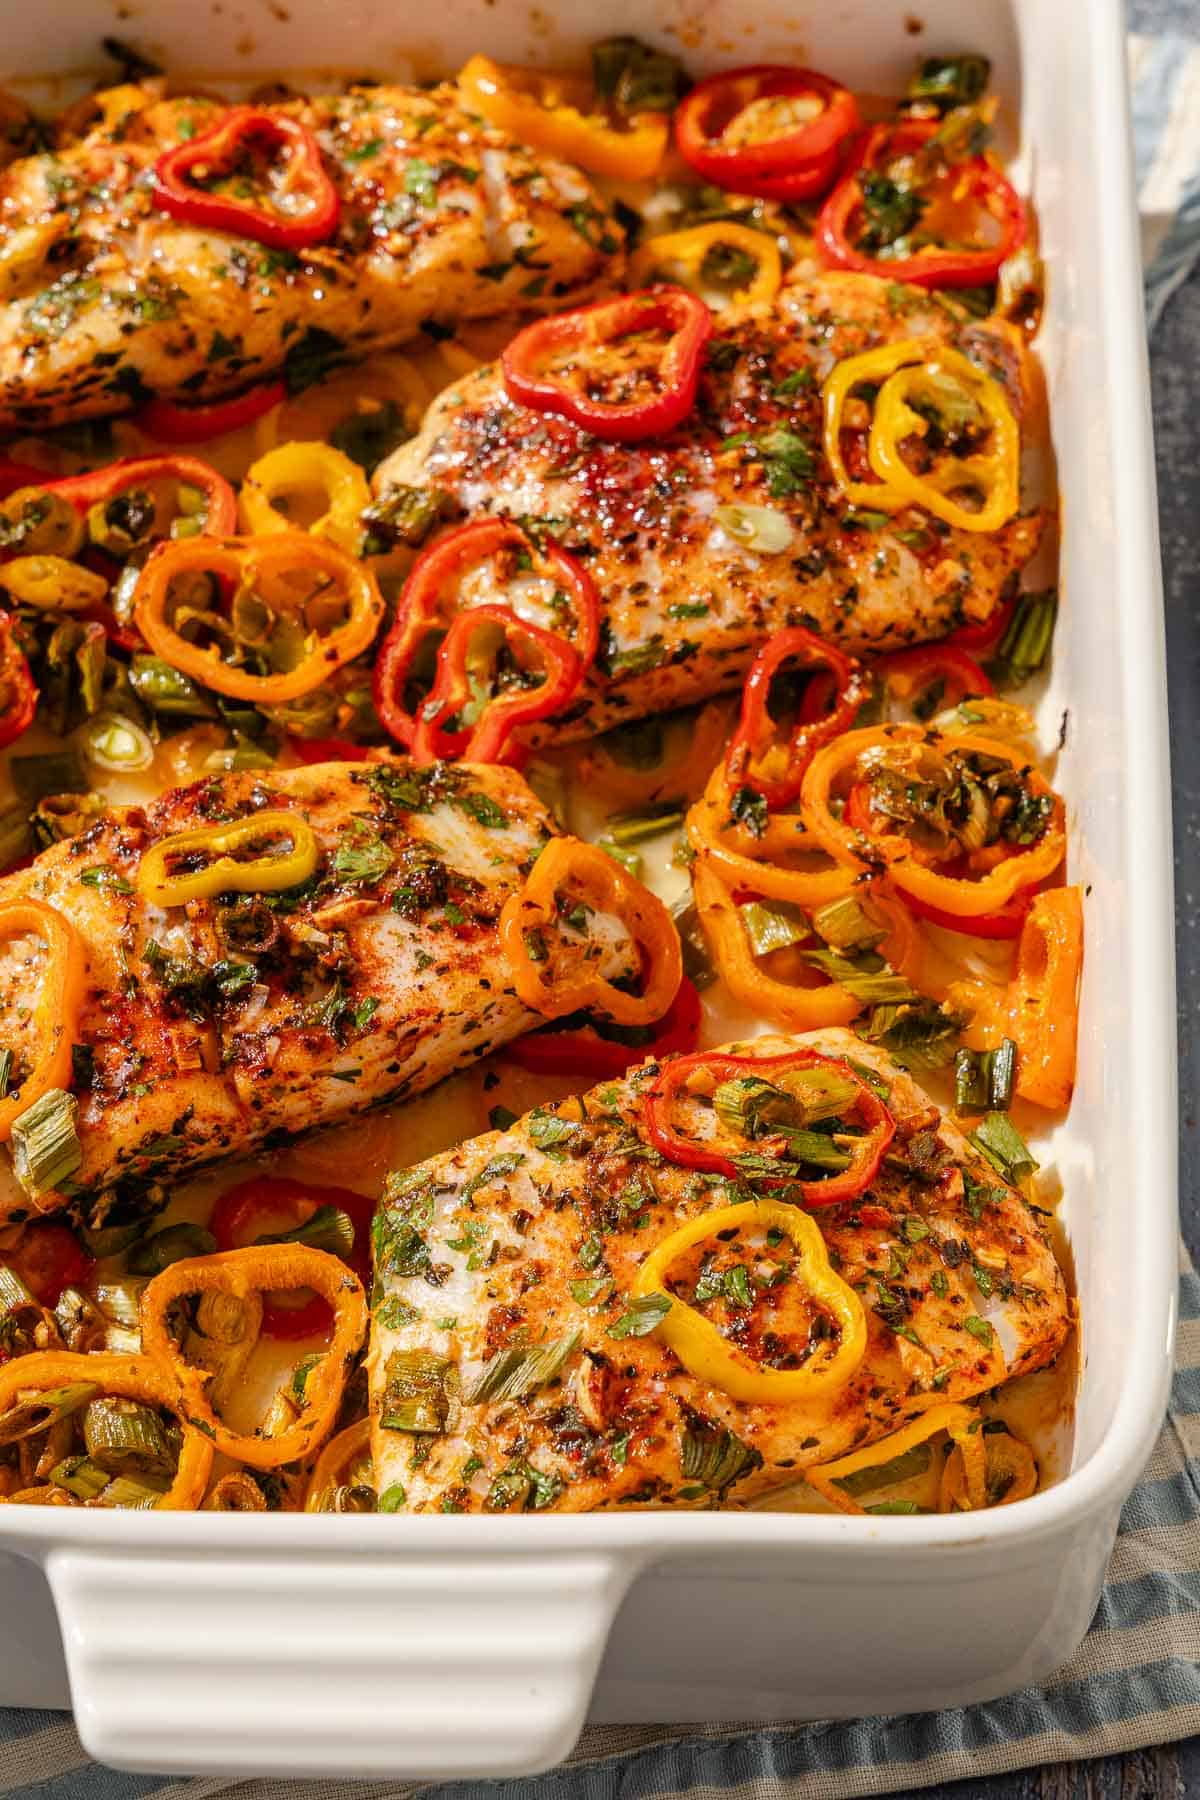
[0,759,640,1224]
[368,1029,1070,1511]
[376,273,1041,740]
[0,84,621,430]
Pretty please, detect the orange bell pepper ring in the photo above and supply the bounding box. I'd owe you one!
[948,886,1083,1110]
[0,900,87,1145]
[692,858,861,1033]
[458,54,668,181]
[133,531,385,704]
[687,761,858,909]
[139,1244,367,1469]
[799,724,1065,919]
[0,1351,213,1510]
[499,835,682,1027]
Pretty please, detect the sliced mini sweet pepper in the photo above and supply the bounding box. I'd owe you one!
[686,761,858,910]
[136,808,320,907]
[52,454,238,539]
[947,886,1082,1109]
[373,517,599,748]
[0,900,86,1144]
[878,644,993,717]
[629,221,782,310]
[644,1045,895,1206]
[726,625,871,809]
[210,1175,375,1340]
[153,106,341,250]
[458,54,669,181]
[239,442,372,555]
[411,602,585,768]
[630,1196,867,1403]
[136,380,286,445]
[674,64,859,201]
[501,287,712,443]
[816,117,1026,288]
[800,724,1065,918]
[806,1403,985,1514]
[499,835,682,1027]
[133,531,385,704]
[139,1245,367,1470]
[505,974,702,1079]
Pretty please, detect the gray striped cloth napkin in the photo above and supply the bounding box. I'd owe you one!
[0,25,1198,1800]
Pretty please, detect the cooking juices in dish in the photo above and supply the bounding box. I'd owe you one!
[0,41,1078,1516]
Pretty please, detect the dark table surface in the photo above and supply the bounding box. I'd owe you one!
[873,127,1200,1800]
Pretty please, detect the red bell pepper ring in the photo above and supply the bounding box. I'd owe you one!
[505,975,702,1079]
[136,380,286,445]
[373,517,600,748]
[726,625,871,810]
[153,106,341,251]
[644,1046,895,1209]
[411,602,584,767]
[209,1176,374,1340]
[501,287,713,444]
[674,64,859,200]
[0,610,38,751]
[817,118,1027,290]
[6,1221,94,1308]
[51,454,239,538]
[898,884,1033,941]
[877,644,993,714]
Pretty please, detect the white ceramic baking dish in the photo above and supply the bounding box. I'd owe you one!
[0,0,1175,1779]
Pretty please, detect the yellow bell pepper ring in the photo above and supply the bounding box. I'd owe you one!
[629,222,782,310]
[0,900,87,1144]
[805,1402,985,1515]
[137,808,320,907]
[631,1198,866,1405]
[868,346,1020,532]
[239,443,372,555]
[822,337,1021,532]
[459,54,668,182]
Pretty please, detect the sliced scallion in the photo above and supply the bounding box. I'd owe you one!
[803,945,918,1005]
[126,1222,217,1274]
[714,503,795,554]
[954,1039,1017,1113]
[380,1348,457,1435]
[0,1262,35,1313]
[0,1381,99,1447]
[671,898,716,989]
[50,1454,111,1500]
[255,1204,355,1260]
[835,1441,933,1498]
[83,1395,174,1475]
[680,1420,763,1493]
[597,838,643,879]
[738,899,809,958]
[11,1089,81,1199]
[128,654,218,717]
[466,1330,580,1405]
[812,895,888,952]
[783,1129,853,1171]
[992,591,1057,688]
[606,804,684,846]
[97,1471,172,1509]
[79,712,155,773]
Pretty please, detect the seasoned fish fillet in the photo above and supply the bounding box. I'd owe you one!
[0,759,640,1224]
[368,1029,1070,1511]
[377,273,1041,740]
[0,85,622,430]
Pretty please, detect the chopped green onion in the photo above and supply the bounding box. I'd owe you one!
[970,1111,1038,1184]
[858,1001,964,1071]
[606,804,684,846]
[50,1454,111,1500]
[126,1222,217,1274]
[908,53,991,110]
[738,898,809,957]
[714,503,795,554]
[128,654,218,717]
[0,1381,99,1446]
[0,1262,35,1312]
[671,898,716,989]
[466,1330,580,1405]
[803,945,918,1004]
[92,1279,147,1328]
[954,1039,1017,1113]
[812,895,888,952]
[83,1395,174,1475]
[254,1203,355,1259]
[379,1348,457,1434]
[80,712,154,773]
[680,1420,763,1493]
[783,1129,853,1171]
[11,1089,81,1199]
[991,591,1057,688]
[864,1498,925,1514]
[97,1471,172,1509]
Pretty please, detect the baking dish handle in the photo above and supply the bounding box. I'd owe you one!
[45,1542,639,1779]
